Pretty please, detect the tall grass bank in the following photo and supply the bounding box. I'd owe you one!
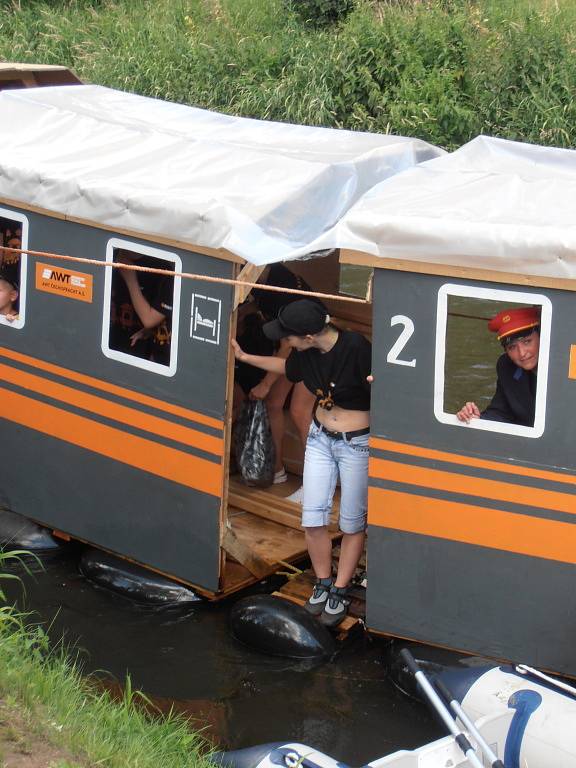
[1,0,575,149]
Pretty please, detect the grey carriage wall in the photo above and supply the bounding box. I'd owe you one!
[366,265,576,675]
[0,202,234,593]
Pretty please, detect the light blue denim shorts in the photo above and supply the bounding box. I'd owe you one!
[301,421,369,534]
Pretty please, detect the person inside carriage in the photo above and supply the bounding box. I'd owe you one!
[457,306,540,427]
[234,263,317,488]
[0,221,22,301]
[0,270,19,323]
[116,251,174,366]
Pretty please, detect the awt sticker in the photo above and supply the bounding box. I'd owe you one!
[36,262,93,303]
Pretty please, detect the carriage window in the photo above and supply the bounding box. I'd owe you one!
[0,209,28,330]
[434,284,552,438]
[101,239,181,376]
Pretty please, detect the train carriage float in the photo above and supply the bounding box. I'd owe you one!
[0,83,438,597]
[2,81,575,677]
[332,136,576,676]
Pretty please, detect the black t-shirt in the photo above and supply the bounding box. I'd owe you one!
[235,314,275,394]
[150,277,173,365]
[235,264,313,393]
[285,330,372,411]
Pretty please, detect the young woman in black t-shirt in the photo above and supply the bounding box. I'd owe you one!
[232,298,372,627]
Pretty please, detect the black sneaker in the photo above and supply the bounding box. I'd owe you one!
[320,586,350,627]
[304,577,333,615]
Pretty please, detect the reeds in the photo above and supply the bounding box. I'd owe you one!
[0,0,575,149]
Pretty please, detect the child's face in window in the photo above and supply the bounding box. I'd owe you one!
[0,279,17,314]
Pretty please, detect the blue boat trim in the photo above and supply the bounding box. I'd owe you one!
[504,689,542,768]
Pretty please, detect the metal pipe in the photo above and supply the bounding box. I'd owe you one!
[434,677,505,768]
[399,649,484,768]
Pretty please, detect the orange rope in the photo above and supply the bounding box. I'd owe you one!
[1,246,369,305]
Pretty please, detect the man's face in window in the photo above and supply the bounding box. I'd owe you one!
[504,330,540,372]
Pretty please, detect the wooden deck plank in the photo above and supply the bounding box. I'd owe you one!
[221,524,272,579]
[228,489,340,532]
[216,477,343,599]
[228,508,309,564]
[228,476,340,529]
[217,561,257,597]
[228,490,303,531]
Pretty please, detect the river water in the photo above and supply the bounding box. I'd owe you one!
[5,550,448,765]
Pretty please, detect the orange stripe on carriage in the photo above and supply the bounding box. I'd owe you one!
[0,361,223,457]
[569,345,576,380]
[0,345,223,431]
[369,457,576,517]
[0,387,223,498]
[368,486,576,565]
[370,436,576,488]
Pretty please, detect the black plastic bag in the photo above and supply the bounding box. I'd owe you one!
[234,400,275,487]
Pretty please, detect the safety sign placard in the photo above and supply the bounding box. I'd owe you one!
[190,294,222,345]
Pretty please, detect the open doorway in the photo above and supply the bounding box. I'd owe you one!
[220,251,373,612]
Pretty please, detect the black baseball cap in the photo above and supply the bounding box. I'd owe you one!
[263,298,329,340]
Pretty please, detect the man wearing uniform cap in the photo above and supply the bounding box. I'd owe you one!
[457,306,540,427]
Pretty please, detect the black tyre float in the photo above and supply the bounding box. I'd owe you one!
[0,509,63,552]
[230,594,336,660]
[79,547,202,605]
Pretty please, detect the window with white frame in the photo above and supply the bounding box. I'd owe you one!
[101,239,181,377]
[0,208,28,330]
[434,284,551,438]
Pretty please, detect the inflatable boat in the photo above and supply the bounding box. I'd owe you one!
[214,654,576,768]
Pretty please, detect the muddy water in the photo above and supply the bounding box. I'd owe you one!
[6,551,444,764]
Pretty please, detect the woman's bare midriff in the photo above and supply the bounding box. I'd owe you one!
[315,404,369,432]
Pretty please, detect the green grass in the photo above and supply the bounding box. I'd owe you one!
[0,0,572,145]
[1,0,576,148]
[0,551,214,768]
[1,0,575,149]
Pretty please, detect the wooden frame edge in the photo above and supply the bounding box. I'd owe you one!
[340,248,576,292]
[0,196,245,264]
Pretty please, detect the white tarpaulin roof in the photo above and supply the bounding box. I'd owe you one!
[0,84,442,265]
[327,135,576,280]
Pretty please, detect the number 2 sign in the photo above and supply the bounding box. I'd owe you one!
[386,315,416,367]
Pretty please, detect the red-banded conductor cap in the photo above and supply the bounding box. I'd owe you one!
[488,307,541,340]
